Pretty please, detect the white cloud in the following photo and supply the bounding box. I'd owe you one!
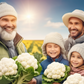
[45,20,64,28]
[45,18,52,21]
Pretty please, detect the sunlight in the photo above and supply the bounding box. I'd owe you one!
[25,14,35,23]
[27,15,31,19]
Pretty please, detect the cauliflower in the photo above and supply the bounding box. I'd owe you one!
[13,53,42,84]
[63,73,84,84]
[42,62,70,84]
[16,53,38,70]
[0,57,18,84]
[0,53,42,84]
[44,62,65,79]
[0,57,17,76]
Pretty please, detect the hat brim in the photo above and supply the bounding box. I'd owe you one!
[62,13,84,27]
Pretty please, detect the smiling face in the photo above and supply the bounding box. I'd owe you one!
[70,52,84,68]
[0,15,17,40]
[68,17,84,39]
[46,43,61,59]
[0,15,17,33]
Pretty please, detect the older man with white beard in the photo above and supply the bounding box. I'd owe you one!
[0,2,26,59]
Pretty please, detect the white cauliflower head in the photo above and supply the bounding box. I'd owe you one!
[0,57,18,76]
[16,53,38,70]
[44,62,66,79]
[63,73,84,84]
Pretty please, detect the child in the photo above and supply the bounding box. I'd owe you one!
[68,43,84,76]
[28,32,69,84]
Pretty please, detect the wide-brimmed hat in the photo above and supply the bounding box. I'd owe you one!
[62,9,84,27]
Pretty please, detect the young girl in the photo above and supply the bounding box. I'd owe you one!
[68,43,84,76]
[28,32,69,84]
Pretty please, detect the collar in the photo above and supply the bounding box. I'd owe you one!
[13,33,23,46]
[47,54,63,62]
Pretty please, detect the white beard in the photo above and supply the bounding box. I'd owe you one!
[0,27,16,41]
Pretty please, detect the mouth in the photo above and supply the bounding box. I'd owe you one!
[70,29,78,33]
[70,30,78,37]
[4,27,14,33]
[71,30,77,33]
[50,52,56,54]
[72,62,78,66]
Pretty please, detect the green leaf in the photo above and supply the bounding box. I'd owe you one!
[12,56,18,60]
[0,72,19,84]
[16,67,34,84]
[14,61,34,84]
[42,80,53,84]
[0,75,13,84]
[13,60,42,84]
[34,62,42,76]
[42,75,54,82]
[65,65,71,73]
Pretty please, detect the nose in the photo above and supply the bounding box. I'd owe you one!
[51,47,54,50]
[71,24,75,29]
[7,21,13,27]
[73,57,77,62]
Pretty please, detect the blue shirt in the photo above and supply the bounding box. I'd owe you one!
[40,54,69,74]
[35,54,69,84]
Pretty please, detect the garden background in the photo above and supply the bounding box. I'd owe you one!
[22,40,46,63]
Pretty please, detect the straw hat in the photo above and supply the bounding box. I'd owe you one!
[62,9,84,27]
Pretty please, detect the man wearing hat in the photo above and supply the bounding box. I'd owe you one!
[0,2,26,59]
[62,9,84,55]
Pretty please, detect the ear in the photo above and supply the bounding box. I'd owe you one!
[83,26,84,34]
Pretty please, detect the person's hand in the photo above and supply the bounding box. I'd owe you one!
[52,82,61,84]
[28,78,37,84]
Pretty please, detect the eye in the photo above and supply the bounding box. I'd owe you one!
[77,56,81,59]
[54,45,57,48]
[2,18,8,22]
[75,22,79,25]
[11,19,16,22]
[47,45,51,48]
[71,55,75,58]
[54,44,59,48]
[69,22,73,25]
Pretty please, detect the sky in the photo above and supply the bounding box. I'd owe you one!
[0,0,84,40]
